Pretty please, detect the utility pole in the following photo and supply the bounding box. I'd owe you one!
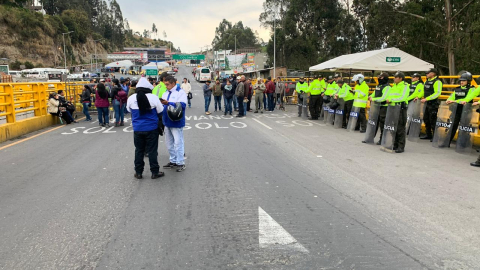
[273,5,278,80]
[94,38,103,73]
[235,35,237,72]
[62,31,74,71]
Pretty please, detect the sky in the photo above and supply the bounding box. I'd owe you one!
[116,0,271,53]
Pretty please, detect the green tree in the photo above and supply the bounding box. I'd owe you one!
[211,19,259,51]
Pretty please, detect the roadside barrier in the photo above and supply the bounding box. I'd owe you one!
[0,82,88,125]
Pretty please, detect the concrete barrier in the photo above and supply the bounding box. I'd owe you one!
[0,114,59,143]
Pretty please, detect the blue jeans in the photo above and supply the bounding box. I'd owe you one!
[97,107,109,125]
[204,96,211,112]
[243,99,247,116]
[113,100,126,123]
[214,96,222,111]
[267,93,275,111]
[263,93,267,110]
[165,127,185,165]
[224,97,233,114]
[188,98,191,107]
[83,102,91,120]
[233,94,238,110]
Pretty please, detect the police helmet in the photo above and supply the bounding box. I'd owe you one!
[327,75,334,80]
[412,73,421,78]
[426,68,438,75]
[167,102,184,122]
[394,71,405,80]
[459,72,472,82]
[351,74,365,84]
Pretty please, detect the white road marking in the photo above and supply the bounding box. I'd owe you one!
[258,207,309,253]
[317,155,323,158]
[252,118,273,130]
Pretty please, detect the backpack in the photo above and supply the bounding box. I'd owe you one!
[116,88,128,104]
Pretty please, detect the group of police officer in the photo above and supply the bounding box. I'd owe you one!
[295,68,480,166]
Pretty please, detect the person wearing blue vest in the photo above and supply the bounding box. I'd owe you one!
[126,77,164,180]
[161,76,188,172]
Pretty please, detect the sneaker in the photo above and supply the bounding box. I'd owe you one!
[115,122,119,127]
[229,113,232,116]
[254,111,258,113]
[260,111,263,114]
[151,172,165,179]
[163,162,177,169]
[176,164,186,172]
[134,173,143,179]
[206,112,211,115]
[120,121,124,126]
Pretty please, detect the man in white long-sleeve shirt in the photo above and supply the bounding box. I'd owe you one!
[181,78,192,108]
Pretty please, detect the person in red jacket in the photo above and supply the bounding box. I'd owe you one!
[265,77,276,111]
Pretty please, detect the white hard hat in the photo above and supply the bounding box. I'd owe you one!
[352,74,364,83]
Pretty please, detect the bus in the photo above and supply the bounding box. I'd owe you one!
[195,67,212,82]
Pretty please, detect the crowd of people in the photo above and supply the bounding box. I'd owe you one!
[201,75,287,117]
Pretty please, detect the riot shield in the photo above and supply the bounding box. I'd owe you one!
[323,104,330,124]
[334,99,345,129]
[302,94,309,120]
[407,101,426,142]
[347,106,361,132]
[432,102,458,148]
[455,103,479,154]
[328,106,335,125]
[405,101,416,132]
[363,102,381,144]
[380,104,401,152]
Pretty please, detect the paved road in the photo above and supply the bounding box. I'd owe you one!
[1,67,479,269]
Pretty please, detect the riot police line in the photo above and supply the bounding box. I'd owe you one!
[293,69,480,166]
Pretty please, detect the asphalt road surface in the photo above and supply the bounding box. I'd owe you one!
[1,67,479,270]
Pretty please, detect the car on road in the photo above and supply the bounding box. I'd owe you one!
[167,70,176,75]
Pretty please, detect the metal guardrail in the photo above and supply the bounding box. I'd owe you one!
[0,81,88,125]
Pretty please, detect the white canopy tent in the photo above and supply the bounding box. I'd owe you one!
[309,48,434,72]
[105,60,134,69]
[141,62,169,70]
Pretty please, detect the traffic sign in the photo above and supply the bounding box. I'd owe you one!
[146,69,158,76]
[172,54,205,60]
[0,65,9,74]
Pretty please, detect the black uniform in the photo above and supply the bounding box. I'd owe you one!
[373,84,390,143]
[423,78,441,138]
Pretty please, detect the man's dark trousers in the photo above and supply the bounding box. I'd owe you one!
[134,129,160,174]
[394,105,408,151]
[343,100,353,127]
[423,100,439,138]
[237,96,245,116]
[247,93,253,111]
[375,106,388,142]
[309,95,321,119]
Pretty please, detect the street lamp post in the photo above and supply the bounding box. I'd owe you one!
[62,31,74,71]
[93,38,103,73]
[234,35,237,71]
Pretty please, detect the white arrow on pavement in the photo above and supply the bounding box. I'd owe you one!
[258,207,309,253]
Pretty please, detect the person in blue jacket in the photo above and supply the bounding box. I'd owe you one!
[126,77,164,180]
[161,75,188,172]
